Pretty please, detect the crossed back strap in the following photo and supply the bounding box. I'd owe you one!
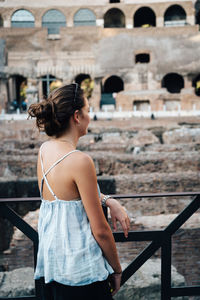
[40,146,79,200]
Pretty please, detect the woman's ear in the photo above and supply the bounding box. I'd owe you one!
[73,110,80,124]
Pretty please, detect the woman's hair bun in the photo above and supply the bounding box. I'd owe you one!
[28,100,61,136]
[28,84,84,137]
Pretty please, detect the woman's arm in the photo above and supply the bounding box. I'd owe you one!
[100,193,130,238]
[73,153,122,275]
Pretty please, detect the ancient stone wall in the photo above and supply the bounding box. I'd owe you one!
[0,0,200,113]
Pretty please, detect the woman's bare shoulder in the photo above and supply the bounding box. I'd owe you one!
[39,141,50,152]
[73,151,94,167]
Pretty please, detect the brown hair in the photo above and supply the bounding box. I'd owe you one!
[28,84,84,137]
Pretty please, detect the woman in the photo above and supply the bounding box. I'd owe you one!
[28,84,130,300]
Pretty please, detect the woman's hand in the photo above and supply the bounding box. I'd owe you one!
[108,272,122,296]
[103,196,130,238]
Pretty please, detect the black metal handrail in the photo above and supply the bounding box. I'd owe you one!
[0,192,200,300]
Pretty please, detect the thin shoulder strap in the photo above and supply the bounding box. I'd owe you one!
[44,150,79,176]
[40,146,57,199]
[40,146,79,200]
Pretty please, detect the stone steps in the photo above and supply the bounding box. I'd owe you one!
[89,151,200,175]
[0,140,199,156]
[102,172,200,216]
[0,155,37,178]
[0,150,199,178]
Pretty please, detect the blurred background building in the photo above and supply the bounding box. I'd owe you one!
[0,0,200,115]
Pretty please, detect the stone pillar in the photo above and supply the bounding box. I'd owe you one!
[96,19,104,27]
[67,15,74,27]
[126,18,133,29]
[8,77,15,102]
[34,17,41,28]
[26,78,39,108]
[90,78,101,112]
[38,80,43,101]
[3,17,10,28]
[0,79,8,113]
[187,15,195,26]
[185,77,192,89]
[157,16,164,27]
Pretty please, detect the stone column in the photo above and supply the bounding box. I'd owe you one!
[3,16,10,28]
[0,79,8,113]
[187,15,195,26]
[126,18,133,29]
[96,19,104,27]
[26,78,39,108]
[34,17,41,28]
[8,77,15,102]
[67,15,74,27]
[38,80,43,101]
[157,16,164,27]
[185,77,193,89]
[90,78,101,112]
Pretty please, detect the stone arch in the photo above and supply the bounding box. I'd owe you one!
[75,74,94,98]
[11,9,35,28]
[134,7,156,27]
[75,74,91,85]
[103,75,124,93]
[100,75,124,109]
[192,74,200,96]
[42,9,66,34]
[0,14,3,27]
[164,5,186,26]
[104,8,125,28]
[162,73,184,93]
[74,9,96,26]
[10,75,27,110]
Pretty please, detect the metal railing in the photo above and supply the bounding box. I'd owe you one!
[0,192,200,299]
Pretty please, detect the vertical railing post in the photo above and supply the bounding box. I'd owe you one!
[161,234,172,300]
[102,206,108,220]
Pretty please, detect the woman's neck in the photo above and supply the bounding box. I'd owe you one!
[55,132,79,148]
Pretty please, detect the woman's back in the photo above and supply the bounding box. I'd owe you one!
[35,142,113,285]
[38,141,83,202]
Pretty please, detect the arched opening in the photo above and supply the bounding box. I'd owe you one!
[192,74,200,96]
[135,53,150,63]
[75,74,90,85]
[195,0,200,25]
[42,9,66,34]
[0,15,3,27]
[10,75,27,111]
[133,100,150,111]
[134,7,156,27]
[104,8,125,28]
[100,75,124,109]
[11,9,35,28]
[104,75,124,93]
[164,5,186,26]
[41,74,57,97]
[75,74,94,98]
[74,9,96,26]
[162,73,184,93]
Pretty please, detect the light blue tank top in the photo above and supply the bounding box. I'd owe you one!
[34,148,113,286]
